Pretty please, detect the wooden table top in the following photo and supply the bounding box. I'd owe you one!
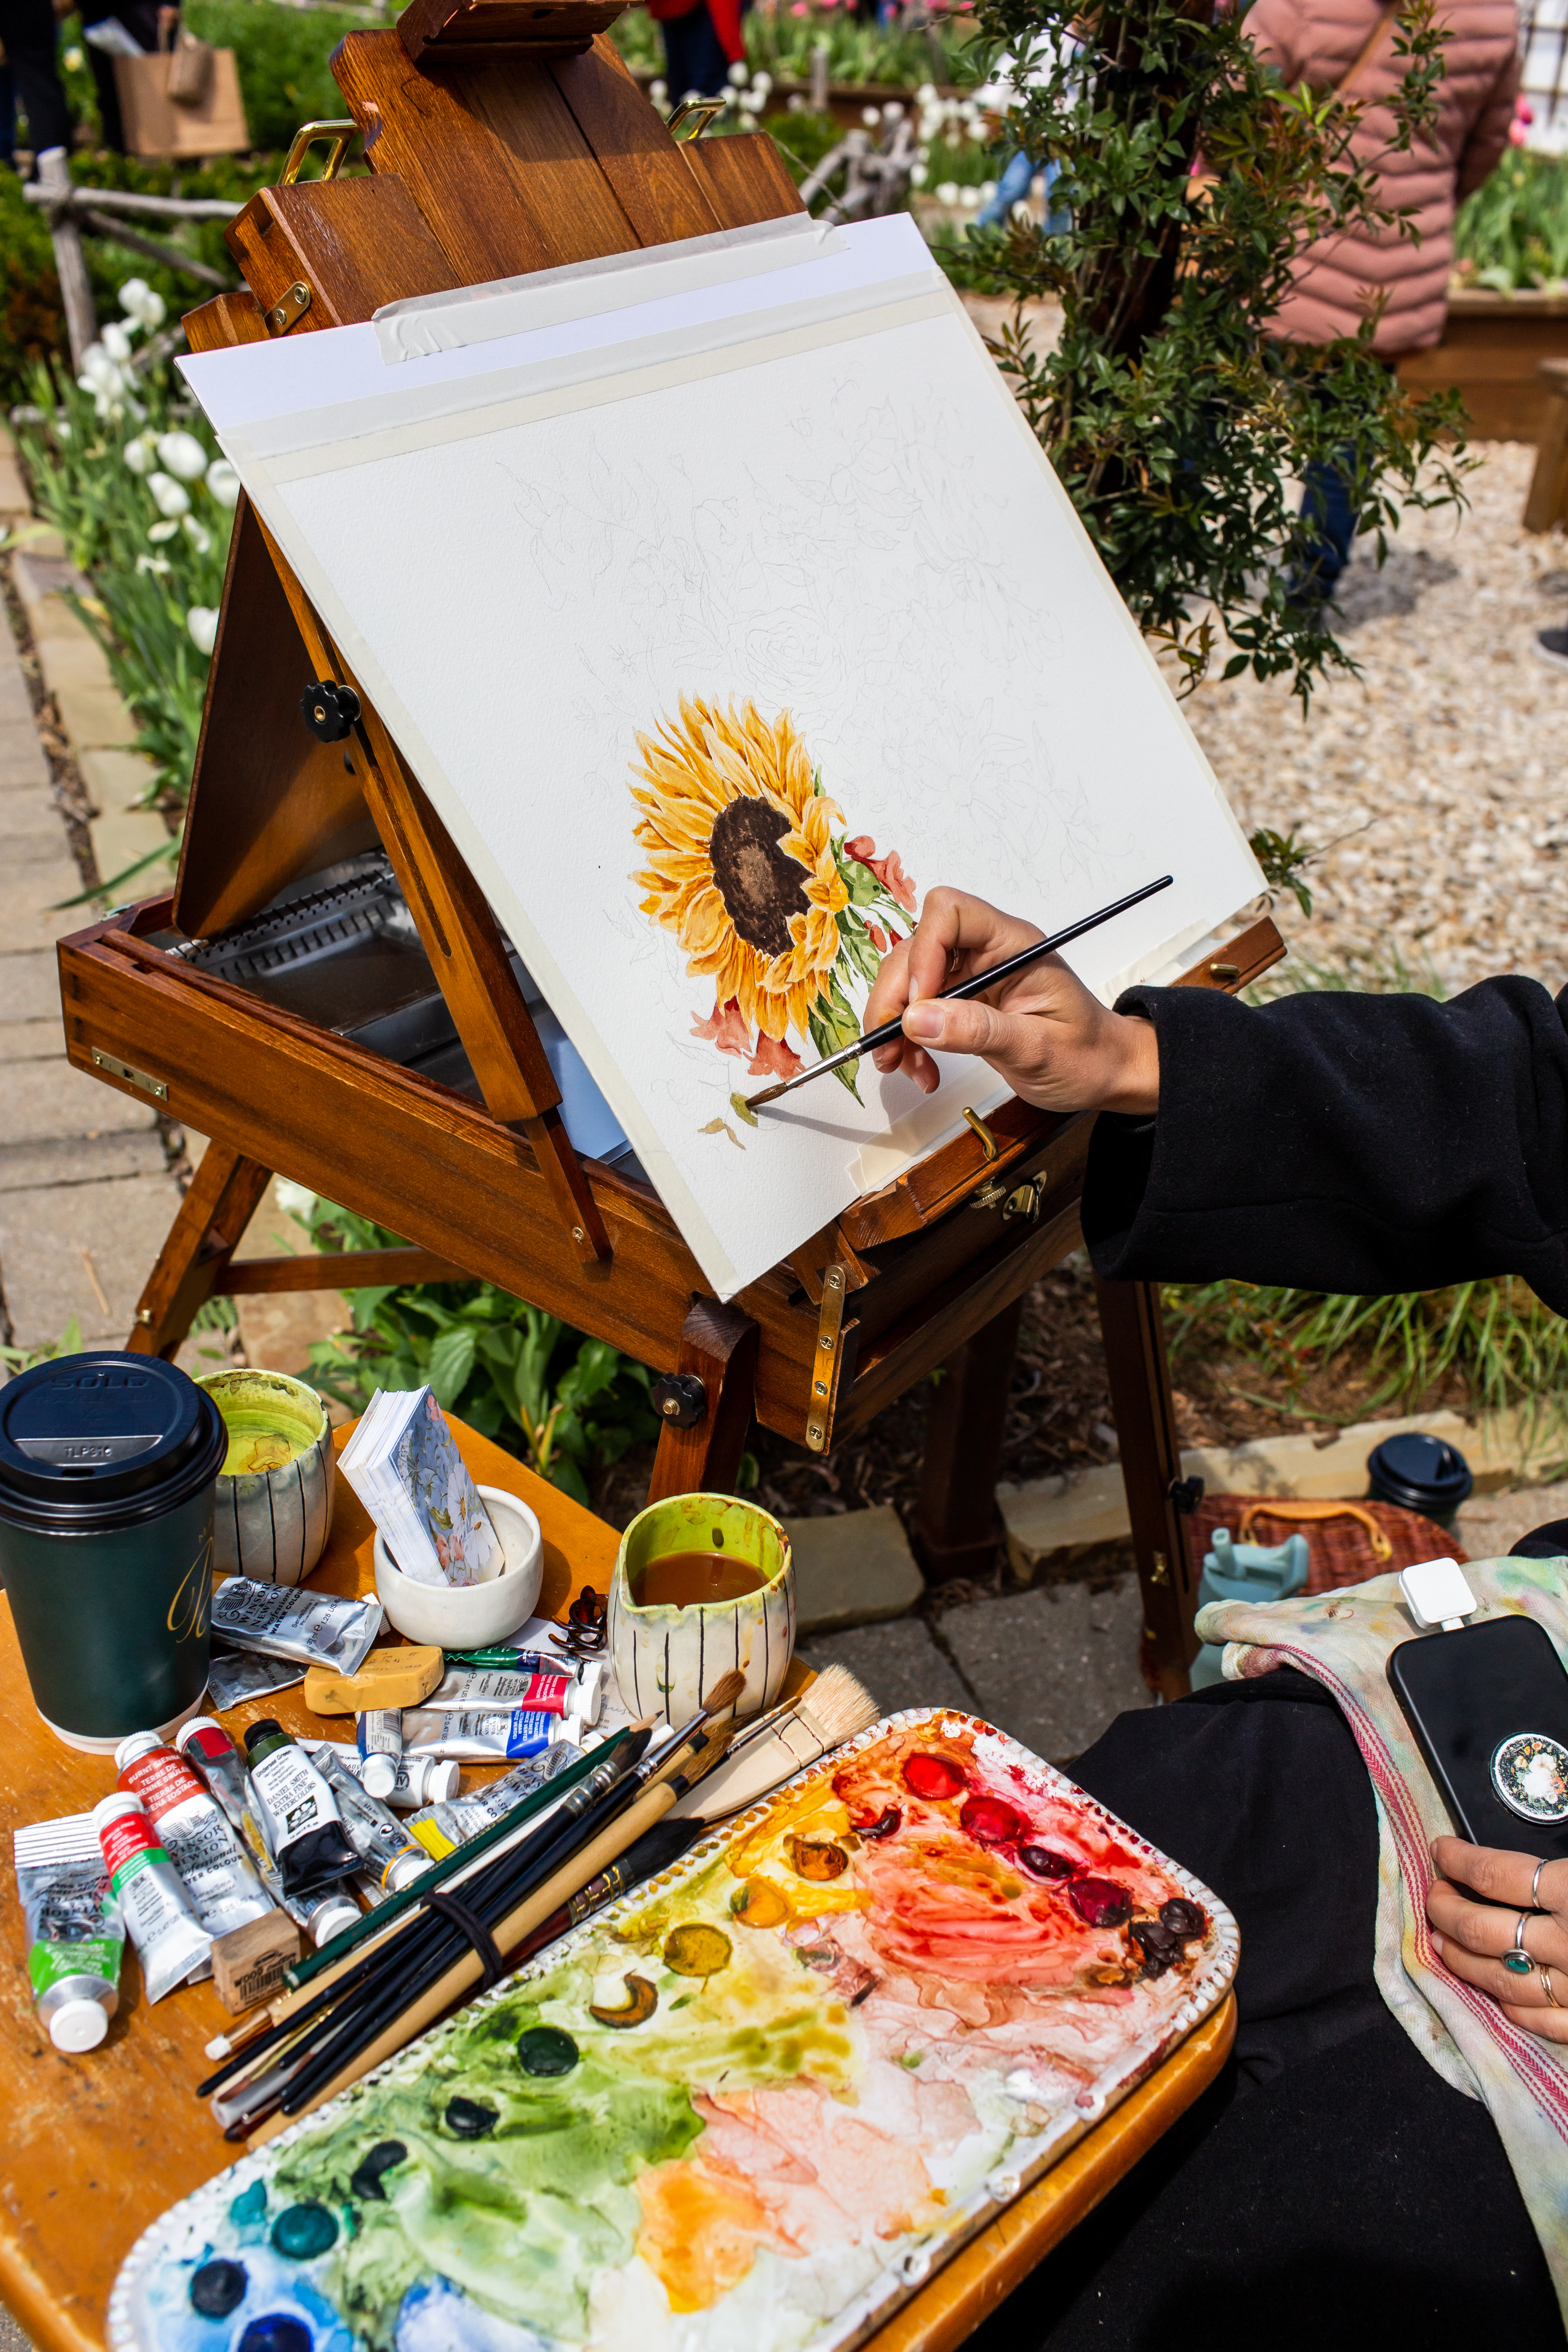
[0,1416,1234,2352]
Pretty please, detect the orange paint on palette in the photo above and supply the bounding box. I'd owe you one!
[635,2159,782,2310]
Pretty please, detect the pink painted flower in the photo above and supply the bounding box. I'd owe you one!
[845,836,917,915]
[748,1031,803,1081]
[692,998,754,1058]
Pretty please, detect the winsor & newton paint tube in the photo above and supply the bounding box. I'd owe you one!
[314,1743,459,1809]
[242,1722,359,1897]
[208,1579,383,1673]
[204,1648,302,1711]
[423,1663,602,1722]
[114,1731,274,1940]
[175,1716,307,1929]
[314,1749,428,1893]
[92,1792,211,2002]
[357,1708,403,1800]
[405,1742,581,1859]
[14,1814,124,2051]
[401,1706,585,1763]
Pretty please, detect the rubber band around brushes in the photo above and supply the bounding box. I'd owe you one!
[424,1889,506,1988]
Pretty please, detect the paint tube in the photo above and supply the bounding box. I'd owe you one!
[445,1644,574,1673]
[314,1749,429,1893]
[209,1578,383,1674]
[14,1815,124,2053]
[423,1663,601,1723]
[406,1743,582,1859]
[205,1647,302,1712]
[114,1733,274,1941]
[357,1709,404,1800]
[304,1743,460,1810]
[176,1716,313,1936]
[92,1793,212,2003]
[401,1706,585,1763]
[242,1722,359,1898]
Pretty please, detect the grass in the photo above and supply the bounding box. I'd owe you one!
[1166,947,1568,1433]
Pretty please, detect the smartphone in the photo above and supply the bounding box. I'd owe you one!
[1387,1614,1568,1860]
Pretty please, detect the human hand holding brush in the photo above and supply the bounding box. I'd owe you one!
[860,886,1162,1116]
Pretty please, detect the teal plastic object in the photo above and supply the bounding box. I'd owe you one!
[1189,1526,1310,1688]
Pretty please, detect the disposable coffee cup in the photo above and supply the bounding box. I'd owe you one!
[0,1352,225,1752]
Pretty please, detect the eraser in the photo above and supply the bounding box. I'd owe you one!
[1399,1557,1478,1630]
[303,1644,445,1715]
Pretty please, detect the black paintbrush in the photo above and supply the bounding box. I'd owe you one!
[744,874,1174,1111]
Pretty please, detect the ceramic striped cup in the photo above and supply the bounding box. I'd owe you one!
[196,1370,335,1586]
[610,1493,794,1728]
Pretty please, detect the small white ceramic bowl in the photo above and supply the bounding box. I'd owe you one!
[372,1484,542,1647]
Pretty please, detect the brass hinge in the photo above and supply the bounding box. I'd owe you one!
[804,1262,849,1452]
[92,1048,167,1102]
[266,281,312,335]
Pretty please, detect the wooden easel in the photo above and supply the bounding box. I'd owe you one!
[56,1,1284,1695]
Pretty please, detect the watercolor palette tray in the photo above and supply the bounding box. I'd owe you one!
[110,1710,1238,2352]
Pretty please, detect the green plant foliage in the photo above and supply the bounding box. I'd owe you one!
[298,1198,662,1504]
[0,1316,83,1379]
[180,0,388,152]
[13,323,236,883]
[959,0,1471,705]
[614,3,976,88]
[1453,146,1568,292]
[1248,825,1317,918]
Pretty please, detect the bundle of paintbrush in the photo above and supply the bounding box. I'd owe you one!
[504,1664,881,1969]
[198,1669,748,2143]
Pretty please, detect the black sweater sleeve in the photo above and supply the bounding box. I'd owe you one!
[1082,976,1568,1312]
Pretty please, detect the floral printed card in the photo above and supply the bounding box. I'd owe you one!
[182,216,1263,1297]
[112,1711,1236,2352]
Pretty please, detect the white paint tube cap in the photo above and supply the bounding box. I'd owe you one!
[425,1760,461,1803]
[92,1793,146,1829]
[576,1663,603,1725]
[362,1756,399,1799]
[308,1895,360,1946]
[49,1998,110,2053]
[386,1853,428,1893]
[113,1729,165,1771]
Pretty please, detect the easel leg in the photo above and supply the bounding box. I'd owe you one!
[1094,1274,1196,1699]
[126,1146,274,1360]
[646,1298,760,1503]
[910,1295,1025,1584]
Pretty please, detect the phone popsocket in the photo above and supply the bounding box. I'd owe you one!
[1390,1558,1568,1848]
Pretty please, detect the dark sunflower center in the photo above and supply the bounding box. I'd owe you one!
[709,797,810,959]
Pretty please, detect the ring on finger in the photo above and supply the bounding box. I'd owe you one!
[1541,1964,1562,2011]
[1532,1858,1550,1909]
[1515,1911,1533,1956]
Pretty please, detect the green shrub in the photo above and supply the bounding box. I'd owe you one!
[1454,147,1568,292]
[182,0,387,153]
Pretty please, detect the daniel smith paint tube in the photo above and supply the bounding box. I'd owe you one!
[401,1706,585,1763]
[176,1716,321,1937]
[114,1732,274,1941]
[423,1663,602,1723]
[14,1814,124,2052]
[92,1793,211,2003]
[242,1722,359,1898]
[208,1579,383,1674]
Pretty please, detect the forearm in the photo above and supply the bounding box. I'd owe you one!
[1083,978,1568,1308]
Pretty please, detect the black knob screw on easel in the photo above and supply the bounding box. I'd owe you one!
[651,1373,707,1428]
[301,680,362,742]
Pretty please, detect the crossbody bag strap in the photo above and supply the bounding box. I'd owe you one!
[1333,0,1402,97]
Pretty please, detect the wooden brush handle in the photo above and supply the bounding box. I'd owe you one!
[247,1783,680,2144]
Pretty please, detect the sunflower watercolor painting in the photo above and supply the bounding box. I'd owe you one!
[630,697,917,1105]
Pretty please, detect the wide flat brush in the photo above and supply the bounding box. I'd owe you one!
[667,1664,880,1820]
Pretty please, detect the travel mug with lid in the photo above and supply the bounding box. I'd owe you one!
[0,1352,225,1751]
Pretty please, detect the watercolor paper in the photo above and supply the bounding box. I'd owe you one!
[112,1709,1235,2352]
[180,219,1262,1297]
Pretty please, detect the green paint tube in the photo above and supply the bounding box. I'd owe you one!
[13,1814,124,2053]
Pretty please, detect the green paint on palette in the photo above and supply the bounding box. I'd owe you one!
[270,2204,337,2261]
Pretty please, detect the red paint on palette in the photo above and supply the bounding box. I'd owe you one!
[902,1753,967,1802]
[958,1795,1025,1846]
[1069,1877,1133,1929]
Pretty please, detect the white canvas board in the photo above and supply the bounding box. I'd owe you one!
[180,219,1261,1299]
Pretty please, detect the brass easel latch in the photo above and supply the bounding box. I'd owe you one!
[961,1107,999,1162]
[92,1048,167,1102]
[667,96,726,140]
[805,1263,849,1452]
[266,282,313,336]
[281,119,357,185]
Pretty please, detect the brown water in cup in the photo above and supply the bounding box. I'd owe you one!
[633,1551,767,1608]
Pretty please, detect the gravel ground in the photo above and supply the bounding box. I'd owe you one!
[1185,440,1568,996]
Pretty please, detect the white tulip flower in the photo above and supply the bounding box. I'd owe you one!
[101,321,134,364]
[78,344,123,394]
[728,59,748,82]
[136,553,172,576]
[147,520,180,543]
[122,433,155,474]
[916,80,936,101]
[119,278,166,331]
[63,45,83,69]
[960,184,981,208]
[937,180,959,204]
[205,460,240,508]
[650,77,667,102]
[909,160,928,185]
[979,179,997,201]
[187,607,220,655]
[156,430,209,481]
[182,515,212,554]
[274,1180,317,1223]
[862,106,880,125]
[147,470,190,518]
[752,69,771,91]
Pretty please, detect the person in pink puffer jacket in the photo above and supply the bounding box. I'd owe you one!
[1249,0,1520,600]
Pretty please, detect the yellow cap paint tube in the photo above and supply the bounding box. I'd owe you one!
[313,1748,430,1893]
[92,1793,212,2003]
[14,1814,125,2053]
[405,1743,582,1860]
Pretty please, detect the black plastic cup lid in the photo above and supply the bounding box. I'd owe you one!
[0,1352,226,1532]
[1366,1430,1474,1509]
